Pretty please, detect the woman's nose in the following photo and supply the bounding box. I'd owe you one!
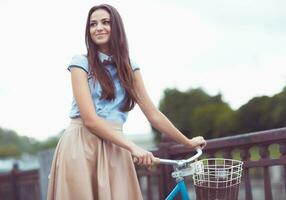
[96,23,104,31]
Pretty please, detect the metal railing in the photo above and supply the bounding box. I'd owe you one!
[136,127,286,200]
[0,163,40,200]
[1,127,286,200]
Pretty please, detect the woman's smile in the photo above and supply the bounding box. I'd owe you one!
[96,33,108,37]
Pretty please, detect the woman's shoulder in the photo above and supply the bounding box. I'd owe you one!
[71,54,88,63]
[130,58,140,71]
[68,54,89,73]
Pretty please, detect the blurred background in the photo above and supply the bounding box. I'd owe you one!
[0,0,286,199]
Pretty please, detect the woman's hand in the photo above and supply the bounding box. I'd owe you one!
[130,144,158,167]
[185,136,207,149]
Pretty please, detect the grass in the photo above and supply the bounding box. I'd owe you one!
[201,144,281,161]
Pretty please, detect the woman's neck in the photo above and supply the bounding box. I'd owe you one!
[98,46,111,56]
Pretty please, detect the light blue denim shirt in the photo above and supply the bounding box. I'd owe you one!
[67,52,139,124]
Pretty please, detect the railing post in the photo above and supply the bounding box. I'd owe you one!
[241,147,253,200]
[223,148,232,159]
[279,142,286,194]
[158,141,173,198]
[11,162,19,200]
[260,145,273,200]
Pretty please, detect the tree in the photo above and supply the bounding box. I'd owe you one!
[154,88,228,141]
[190,103,238,139]
[0,127,62,157]
[271,87,286,128]
[237,95,278,133]
[235,86,286,134]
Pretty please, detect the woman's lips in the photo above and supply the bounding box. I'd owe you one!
[96,33,107,36]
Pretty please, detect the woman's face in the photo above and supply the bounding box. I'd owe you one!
[89,9,111,52]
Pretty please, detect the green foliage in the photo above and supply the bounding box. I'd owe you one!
[0,127,61,158]
[237,87,286,133]
[154,88,233,140]
[156,88,224,138]
[39,133,63,150]
[190,103,238,138]
[154,86,286,141]
[237,96,273,132]
[0,144,21,158]
[271,87,286,127]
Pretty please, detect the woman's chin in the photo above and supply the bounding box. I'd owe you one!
[95,40,109,46]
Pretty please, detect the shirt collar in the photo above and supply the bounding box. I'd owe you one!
[98,51,113,63]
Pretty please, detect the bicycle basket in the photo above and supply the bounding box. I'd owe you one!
[193,158,243,200]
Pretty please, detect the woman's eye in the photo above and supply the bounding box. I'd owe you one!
[90,22,97,27]
[103,21,110,25]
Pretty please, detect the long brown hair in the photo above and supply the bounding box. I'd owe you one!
[85,4,137,112]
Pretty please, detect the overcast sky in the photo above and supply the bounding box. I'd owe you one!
[0,0,286,140]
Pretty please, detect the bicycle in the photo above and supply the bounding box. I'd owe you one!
[157,148,243,200]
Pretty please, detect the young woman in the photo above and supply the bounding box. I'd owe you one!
[47,4,206,200]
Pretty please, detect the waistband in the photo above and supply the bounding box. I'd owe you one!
[70,118,123,130]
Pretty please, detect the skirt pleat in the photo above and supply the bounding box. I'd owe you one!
[47,118,143,200]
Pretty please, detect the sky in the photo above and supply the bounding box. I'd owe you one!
[0,0,286,141]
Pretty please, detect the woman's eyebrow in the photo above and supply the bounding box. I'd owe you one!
[101,18,110,21]
[90,18,110,23]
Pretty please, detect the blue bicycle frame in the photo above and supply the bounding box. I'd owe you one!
[166,179,190,200]
[158,148,203,200]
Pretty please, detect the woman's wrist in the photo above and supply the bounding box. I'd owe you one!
[125,141,137,153]
[177,133,191,146]
[182,139,193,148]
[165,130,190,146]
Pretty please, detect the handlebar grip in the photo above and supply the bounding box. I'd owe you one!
[154,157,161,164]
[195,147,202,154]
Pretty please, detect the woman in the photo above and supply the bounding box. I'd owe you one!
[47,4,206,200]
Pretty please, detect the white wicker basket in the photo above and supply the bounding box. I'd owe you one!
[193,158,243,200]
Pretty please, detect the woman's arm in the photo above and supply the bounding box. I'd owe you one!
[70,68,155,165]
[133,71,206,149]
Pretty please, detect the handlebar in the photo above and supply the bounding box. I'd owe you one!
[157,148,202,168]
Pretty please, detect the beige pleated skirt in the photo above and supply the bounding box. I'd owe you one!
[47,118,143,200]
